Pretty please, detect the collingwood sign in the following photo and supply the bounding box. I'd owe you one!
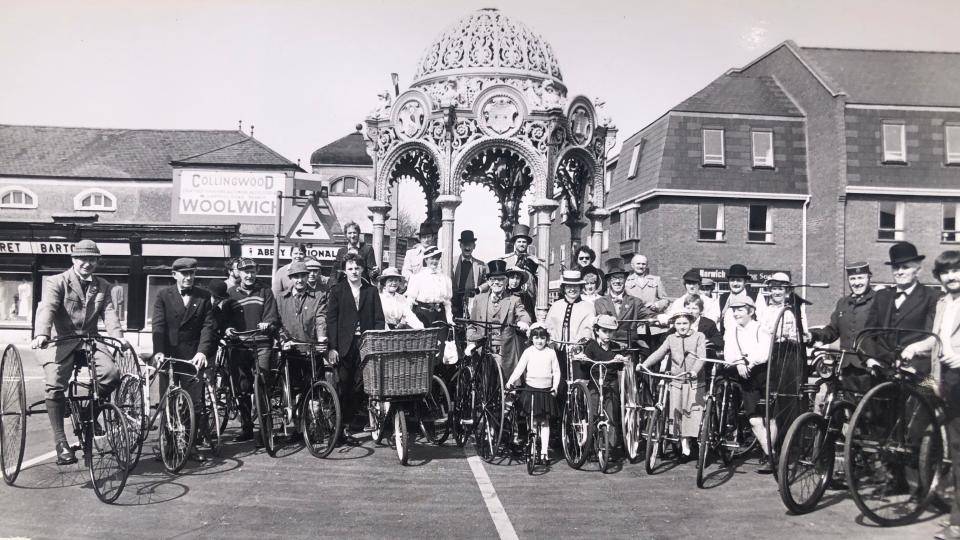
[173,169,288,224]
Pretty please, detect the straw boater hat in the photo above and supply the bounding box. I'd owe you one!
[668,309,697,324]
[422,246,442,260]
[72,239,101,257]
[560,270,585,286]
[885,241,925,266]
[845,261,871,276]
[378,267,404,283]
[763,272,792,288]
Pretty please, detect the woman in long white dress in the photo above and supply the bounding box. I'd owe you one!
[378,267,423,330]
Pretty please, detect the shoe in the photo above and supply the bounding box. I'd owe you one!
[56,441,77,465]
[756,456,775,475]
[362,424,376,433]
[935,525,960,540]
[189,452,208,464]
[254,433,264,448]
[234,428,254,443]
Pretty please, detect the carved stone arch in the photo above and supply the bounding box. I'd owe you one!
[451,137,545,198]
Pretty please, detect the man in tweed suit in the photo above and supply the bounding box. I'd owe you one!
[31,240,127,465]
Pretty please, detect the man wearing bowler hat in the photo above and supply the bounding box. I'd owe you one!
[464,260,531,377]
[152,257,217,459]
[402,222,439,282]
[501,223,542,302]
[863,241,940,374]
[32,239,128,465]
[452,230,487,320]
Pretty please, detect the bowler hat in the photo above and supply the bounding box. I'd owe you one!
[208,280,228,299]
[845,261,871,276]
[287,261,309,276]
[885,241,925,266]
[682,269,702,284]
[418,222,438,237]
[603,258,629,278]
[459,230,478,243]
[72,239,101,257]
[236,258,257,270]
[487,259,509,278]
[509,224,533,244]
[727,264,749,279]
[172,257,198,272]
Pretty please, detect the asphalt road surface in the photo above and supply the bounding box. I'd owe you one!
[0,346,942,539]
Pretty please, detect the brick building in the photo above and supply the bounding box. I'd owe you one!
[595,42,960,322]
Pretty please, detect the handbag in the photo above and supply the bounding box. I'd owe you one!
[443,340,459,365]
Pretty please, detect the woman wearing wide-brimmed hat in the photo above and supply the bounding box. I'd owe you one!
[405,245,454,328]
[378,267,424,330]
[545,270,597,382]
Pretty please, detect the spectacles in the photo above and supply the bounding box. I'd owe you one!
[578,256,591,261]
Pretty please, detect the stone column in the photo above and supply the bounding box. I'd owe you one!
[587,207,610,256]
[368,200,392,269]
[565,217,586,254]
[436,195,462,274]
[531,198,560,321]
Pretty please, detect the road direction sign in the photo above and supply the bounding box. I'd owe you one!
[285,202,331,241]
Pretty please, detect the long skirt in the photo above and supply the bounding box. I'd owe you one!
[668,377,705,438]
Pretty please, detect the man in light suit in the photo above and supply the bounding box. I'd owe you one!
[327,253,385,437]
[31,240,127,465]
[464,260,531,378]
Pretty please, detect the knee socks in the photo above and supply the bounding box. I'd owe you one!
[540,423,550,456]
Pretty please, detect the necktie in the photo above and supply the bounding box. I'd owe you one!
[895,290,907,309]
[180,288,192,296]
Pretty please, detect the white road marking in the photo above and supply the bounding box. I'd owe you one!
[20,450,57,469]
[464,450,519,540]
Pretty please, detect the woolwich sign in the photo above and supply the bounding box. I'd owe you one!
[172,168,289,224]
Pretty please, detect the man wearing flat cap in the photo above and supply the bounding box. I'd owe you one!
[276,260,328,402]
[32,239,128,465]
[304,257,327,293]
[272,244,308,297]
[863,241,940,374]
[152,257,217,458]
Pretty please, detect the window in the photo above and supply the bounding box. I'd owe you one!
[947,125,960,164]
[74,188,117,211]
[604,169,612,193]
[943,203,960,242]
[699,203,725,241]
[0,187,37,209]
[620,208,638,241]
[702,129,725,166]
[878,201,905,241]
[748,205,773,242]
[752,131,774,168]
[330,176,369,196]
[550,249,556,265]
[560,244,566,267]
[627,139,645,179]
[601,228,610,251]
[882,123,906,163]
[0,273,33,327]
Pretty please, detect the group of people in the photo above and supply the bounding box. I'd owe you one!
[26,225,960,536]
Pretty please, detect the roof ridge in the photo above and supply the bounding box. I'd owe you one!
[801,45,960,55]
[174,136,251,162]
[245,136,298,166]
[0,123,245,134]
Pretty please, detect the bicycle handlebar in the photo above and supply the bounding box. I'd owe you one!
[40,334,125,349]
[636,363,694,381]
[454,318,528,331]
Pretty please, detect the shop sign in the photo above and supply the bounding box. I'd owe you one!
[242,244,337,261]
[697,268,791,283]
[173,169,286,224]
[0,241,130,256]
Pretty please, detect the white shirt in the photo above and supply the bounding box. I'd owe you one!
[507,346,561,391]
[940,294,960,357]
[380,291,424,329]
[724,319,772,367]
[895,282,918,309]
[405,267,454,323]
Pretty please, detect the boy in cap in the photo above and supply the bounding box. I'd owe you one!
[32,239,127,465]
[224,257,280,442]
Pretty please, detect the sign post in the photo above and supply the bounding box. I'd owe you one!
[272,190,283,280]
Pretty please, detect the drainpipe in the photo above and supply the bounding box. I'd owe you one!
[801,196,810,285]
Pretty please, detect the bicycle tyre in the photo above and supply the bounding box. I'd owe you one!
[214,364,235,433]
[844,381,939,526]
[301,380,341,458]
[0,344,26,485]
[116,373,146,471]
[158,388,195,474]
[645,407,662,475]
[598,424,612,474]
[371,400,388,445]
[202,381,222,457]
[778,411,833,514]
[421,375,452,445]
[88,401,131,504]
[452,367,473,448]
[394,408,409,465]
[474,411,496,463]
[254,372,278,457]
[621,372,642,463]
[476,355,505,457]
[696,398,714,488]
[527,431,537,476]
[764,307,807,469]
[562,380,591,470]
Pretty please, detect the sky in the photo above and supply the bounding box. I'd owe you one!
[2,0,959,261]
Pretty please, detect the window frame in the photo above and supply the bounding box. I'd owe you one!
[330,175,370,196]
[0,186,38,209]
[702,129,725,166]
[747,204,773,243]
[627,139,645,179]
[877,200,905,241]
[74,188,117,212]
[619,208,639,241]
[604,168,613,193]
[601,228,610,251]
[751,131,774,168]
[698,202,725,242]
[946,124,960,165]
[882,122,907,164]
[943,202,960,243]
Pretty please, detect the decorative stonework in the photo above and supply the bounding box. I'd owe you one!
[391,91,432,140]
[452,138,546,198]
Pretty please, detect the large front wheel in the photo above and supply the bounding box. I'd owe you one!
[158,388,195,474]
[0,344,26,485]
[452,367,473,448]
[301,380,341,458]
[778,411,833,514]
[561,381,591,470]
[844,381,939,526]
[88,402,131,503]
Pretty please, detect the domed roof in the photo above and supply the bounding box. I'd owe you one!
[310,126,372,167]
[412,8,563,86]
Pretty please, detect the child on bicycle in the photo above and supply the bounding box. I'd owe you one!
[506,323,560,463]
[576,314,631,448]
[641,310,706,460]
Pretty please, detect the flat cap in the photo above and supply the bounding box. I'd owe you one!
[287,260,309,275]
[236,258,257,270]
[72,239,101,257]
[728,296,756,309]
[208,281,228,298]
[171,257,198,272]
[305,258,322,270]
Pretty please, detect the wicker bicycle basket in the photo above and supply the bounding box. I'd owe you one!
[360,327,445,399]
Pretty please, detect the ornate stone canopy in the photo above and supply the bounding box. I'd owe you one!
[364,8,616,316]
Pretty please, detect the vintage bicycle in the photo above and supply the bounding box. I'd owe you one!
[503,387,554,475]
[281,338,341,459]
[1,336,132,503]
[638,363,694,475]
[553,339,592,469]
[572,353,627,473]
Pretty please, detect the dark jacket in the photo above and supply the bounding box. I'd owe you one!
[810,289,877,359]
[863,284,940,367]
[594,293,656,348]
[277,287,327,343]
[333,243,379,285]
[151,286,217,360]
[326,279,385,356]
[226,281,280,342]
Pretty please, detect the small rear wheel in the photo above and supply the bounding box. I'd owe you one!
[1,344,27,485]
[778,411,833,514]
[88,402,131,503]
[301,380,341,458]
[394,408,409,465]
[158,388,195,474]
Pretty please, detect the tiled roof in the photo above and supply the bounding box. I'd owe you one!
[799,47,960,107]
[310,128,372,167]
[0,124,297,179]
[673,75,802,117]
